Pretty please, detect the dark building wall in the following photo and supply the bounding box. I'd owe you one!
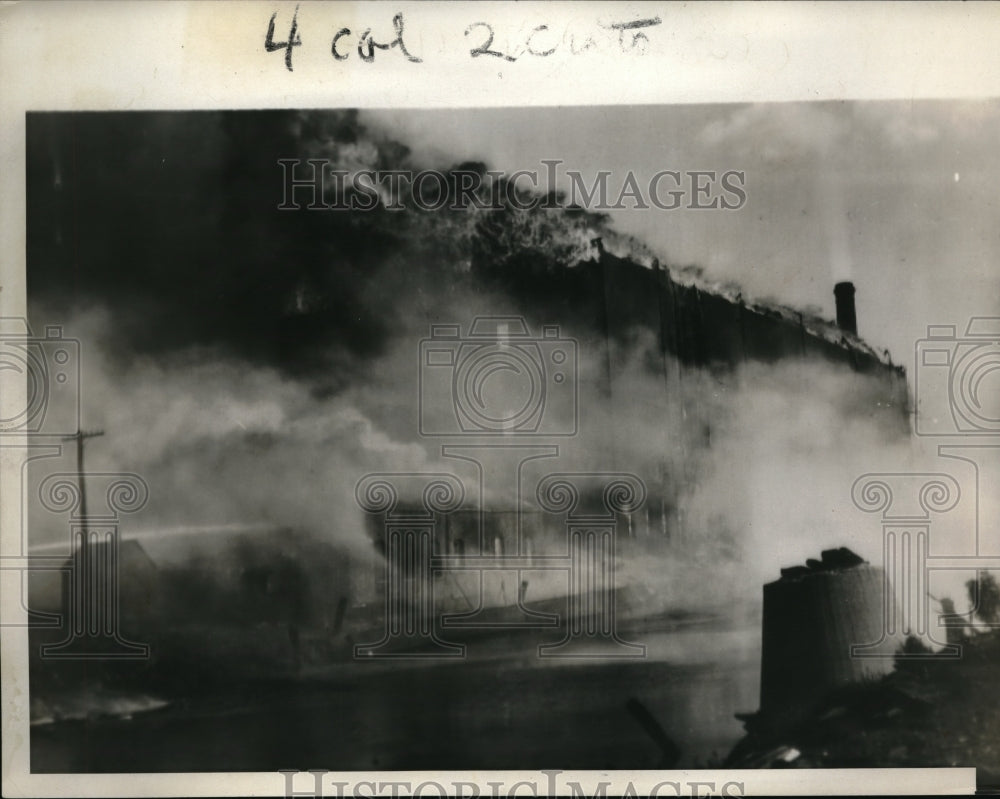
[561,251,907,536]
[478,249,908,421]
[436,248,910,547]
[578,250,905,379]
[363,250,911,606]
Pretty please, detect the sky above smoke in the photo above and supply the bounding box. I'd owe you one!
[25,104,997,621]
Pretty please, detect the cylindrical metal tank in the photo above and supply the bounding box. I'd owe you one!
[759,552,896,729]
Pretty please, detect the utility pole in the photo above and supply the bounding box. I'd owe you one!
[62,430,104,520]
[42,428,148,658]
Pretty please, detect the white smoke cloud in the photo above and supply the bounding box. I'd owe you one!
[28,286,988,644]
[28,305,433,557]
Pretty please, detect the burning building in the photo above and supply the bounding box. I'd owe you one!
[353,244,910,631]
[29,243,910,670]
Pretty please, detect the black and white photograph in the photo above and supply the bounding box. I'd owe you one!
[3,3,999,797]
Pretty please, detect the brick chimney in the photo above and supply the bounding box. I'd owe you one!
[834,281,857,335]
